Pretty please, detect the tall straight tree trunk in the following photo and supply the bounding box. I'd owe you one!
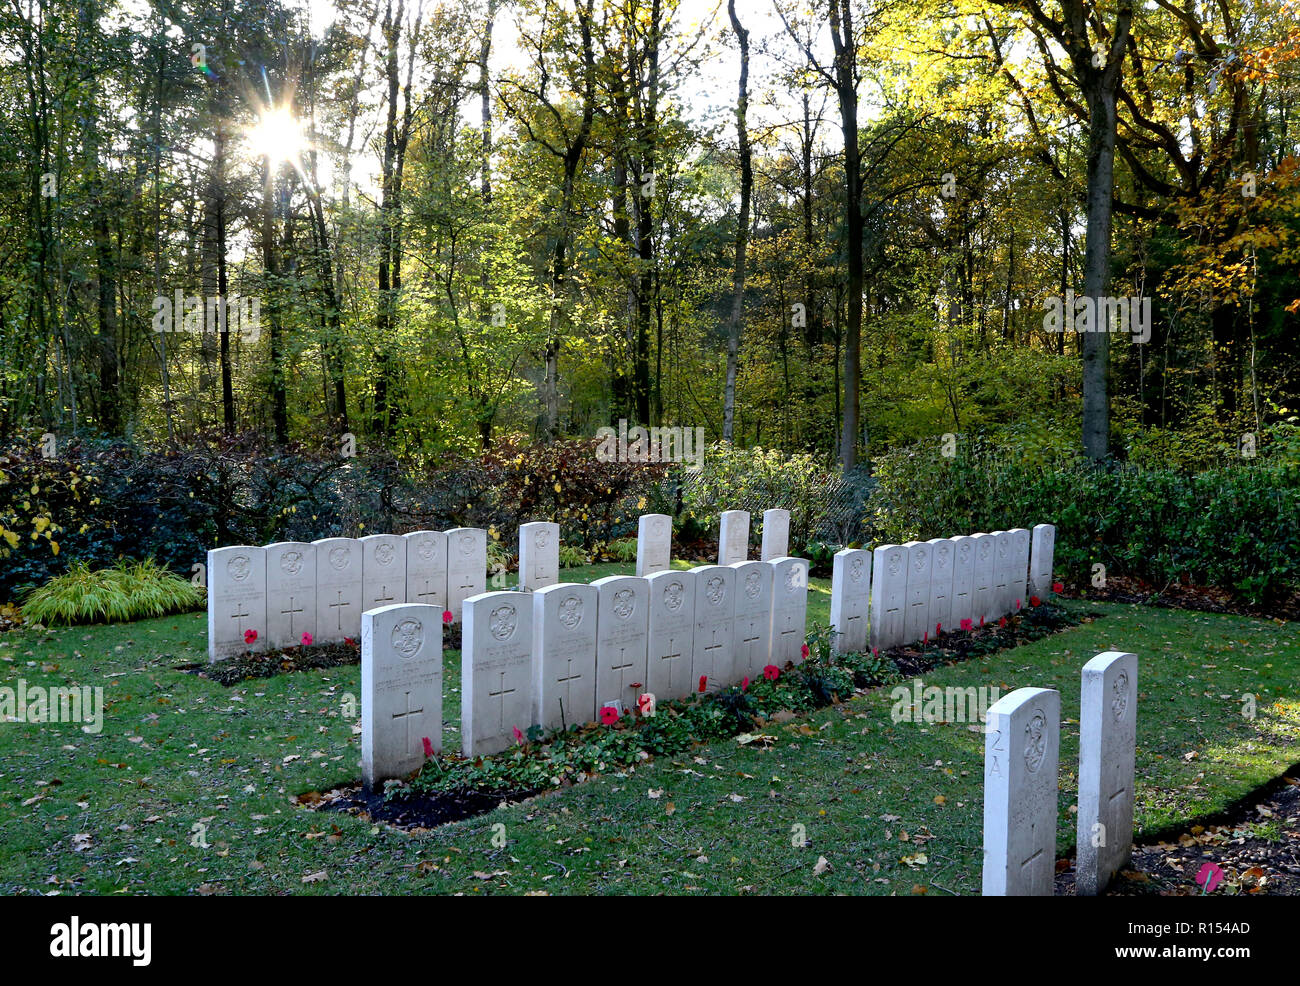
[722,0,752,443]
[479,0,496,205]
[262,158,288,442]
[1013,0,1133,461]
[631,0,660,425]
[1080,81,1119,459]
[373,0,403,437]
[829,0,862,470]
[213,28,235,436]
[537,0,594,440]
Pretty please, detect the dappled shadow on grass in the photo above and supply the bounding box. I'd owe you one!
[1055,766,1300,896]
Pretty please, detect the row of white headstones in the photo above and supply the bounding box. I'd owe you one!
[983,651,1138,896]
[205,509,796,663]
[360,552,811,787]
[828,524,1057,655]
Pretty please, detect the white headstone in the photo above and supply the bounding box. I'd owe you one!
[729,560,774,678]
[927,538,954,637]
[991,530,1013,618]
[445,527,487,623]
[950,535,976,629]
[1076,651,1137,896]
[265,541,317,650]
[314,537,363,643]
[869,543,906,652]
[531,583,597,732]
[404,530,448,613]
[1029,523,1056,598]
[829,548,871,654]
[970,532,996,626]
[717,510,750,565]
[982,686,1060,896]
[770,556,810,665]
[519,521,560,591]
[636,514,672,577]
[903,541,932,645]
[207,545,267,661]
[361,603,442,789]
[645,569,696,701]
[361,533,407,610]
[591,575,650,714]
[760,508,790,562]
[690,565,736,691]
[461,591,533,756]
[1008,528,1031,611]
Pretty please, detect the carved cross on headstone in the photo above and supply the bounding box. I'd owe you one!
[660,639,683,686]
[280,596,304,636]
[487,671,516,731]
[230,603,251,633]
[556,658,583,713]
[328,590,351,631]
[373,584,396,606]
[391,690,424,752]
[414,580,438,605]
[704,628,724,658]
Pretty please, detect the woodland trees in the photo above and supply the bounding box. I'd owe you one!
[0,0,1297,469]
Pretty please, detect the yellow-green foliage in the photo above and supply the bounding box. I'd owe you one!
[559,543,590,567]
[602,538,638,563]
[22,559,203,626]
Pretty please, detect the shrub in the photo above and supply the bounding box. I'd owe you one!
[22,558,204,625]
[868,430,1300,604]
[559,544,590,568]
[679,442,870,552]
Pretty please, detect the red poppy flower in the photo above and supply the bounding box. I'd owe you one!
[1052,581,1064,594]
[872,648,879,658]
[698,675,708,693]
[421,737,434,757]
[935,622,942,635]
[243,628,257,644]
[300,631,313,647]
[442,610,453,625]
[599,706,620,725]
[960,618,973,632]
[637,693,655,716]
[1196,862,1224,893]
[512,726,524,743]
[344,637,355,647]
[1015,598,1022,610]
[801,644,810,659]
[763,664,780,681]
[741,676,750,692]
[998,616,1008,628]
[979,616,985,628]
[1029,595,1042,607]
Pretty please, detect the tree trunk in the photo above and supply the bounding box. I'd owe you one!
[722,0,751,443]
[829,0,862,470]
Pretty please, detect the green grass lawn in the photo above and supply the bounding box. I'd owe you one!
[1,560,1296,895]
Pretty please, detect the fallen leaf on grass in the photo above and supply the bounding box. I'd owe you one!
[813,856,831,875]
[301,870,328,884]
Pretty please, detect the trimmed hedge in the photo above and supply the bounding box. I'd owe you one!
[868,434,1300,604]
